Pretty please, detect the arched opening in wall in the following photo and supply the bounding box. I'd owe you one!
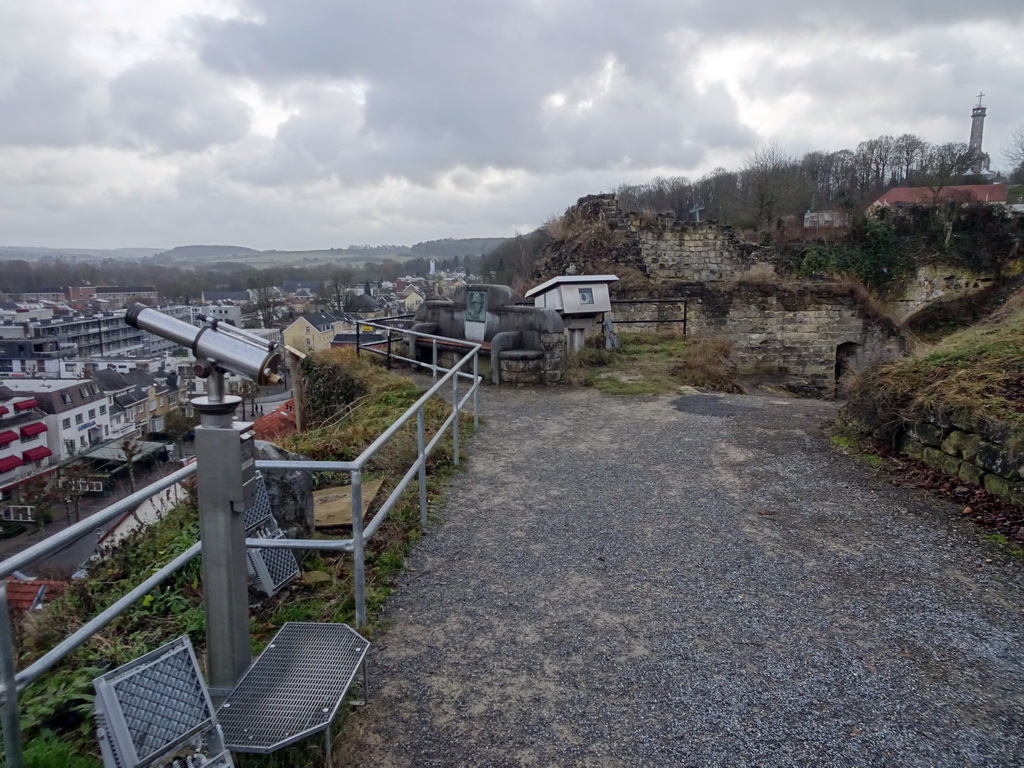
[834,342,861,398]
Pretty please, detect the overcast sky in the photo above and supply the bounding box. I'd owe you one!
[2,1,1022,250]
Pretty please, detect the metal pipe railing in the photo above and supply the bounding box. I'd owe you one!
[0,325,482,763]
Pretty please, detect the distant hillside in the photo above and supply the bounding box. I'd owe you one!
[0,246,163,261]
[153,244,257,262]
[410,238,505,257]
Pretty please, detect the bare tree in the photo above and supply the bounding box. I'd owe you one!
[894,134,929,185]
[743,142,801,231]
[237,379,259,420]
[923,142,974,200]
[1003,124,1024,180]
[249,279,283,328]
[119,435,141,493]
[60,461,94,523]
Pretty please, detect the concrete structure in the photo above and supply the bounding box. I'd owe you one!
[412,284,566,386]
[68,286,159,305]
[968,93,991,175]
[525,275,618,352]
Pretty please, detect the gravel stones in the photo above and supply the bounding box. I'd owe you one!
[338,388,1024,767]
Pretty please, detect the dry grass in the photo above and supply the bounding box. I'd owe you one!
[844,304,1024,447]
[735,262,779,287]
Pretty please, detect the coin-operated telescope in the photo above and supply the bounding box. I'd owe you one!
[124,305,286,689]
[126,304,281,415]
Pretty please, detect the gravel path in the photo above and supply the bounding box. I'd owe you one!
[338,387,1024,767]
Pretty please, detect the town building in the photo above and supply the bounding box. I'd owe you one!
[0,385,55,501]
[1,379,111,463]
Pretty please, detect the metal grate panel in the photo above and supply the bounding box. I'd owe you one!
[247,528,300,595]
[93,636,233,768]
[218,623,369,753]
[243,471,273,532]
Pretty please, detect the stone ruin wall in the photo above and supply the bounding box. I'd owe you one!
[612,286,901,394]
[556,195,903,395]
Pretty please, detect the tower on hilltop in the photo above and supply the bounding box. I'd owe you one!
[968,92,991,174]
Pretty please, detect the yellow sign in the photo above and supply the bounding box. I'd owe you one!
[361,325,374,332]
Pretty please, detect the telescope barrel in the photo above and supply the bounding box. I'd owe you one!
[126,304,282,385]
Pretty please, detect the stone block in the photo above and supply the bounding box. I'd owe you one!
[896,433,925,460]
[976,442,1018,479]
[958,462,985,486]
[938,453,961,476]
[909,422,944,447]
[984,473,1012,501]
[921,447,945,470]
[941,430,981,460]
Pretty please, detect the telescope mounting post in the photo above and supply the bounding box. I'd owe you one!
[192,363,255,698]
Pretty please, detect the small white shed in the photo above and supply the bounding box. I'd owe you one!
[525,275,619,351]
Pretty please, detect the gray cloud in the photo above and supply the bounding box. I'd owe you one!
[109,59,252,153]
[0,1,1022,248]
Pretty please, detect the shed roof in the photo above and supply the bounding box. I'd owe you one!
[524,275,619,299]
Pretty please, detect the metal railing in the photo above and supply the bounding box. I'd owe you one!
[0,325,481,766]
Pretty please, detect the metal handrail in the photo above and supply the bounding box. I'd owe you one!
[0,327,481,766]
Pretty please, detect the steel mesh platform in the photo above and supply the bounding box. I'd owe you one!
[217,622,369,753]
[93,636,233,768]
[243,471,273,532]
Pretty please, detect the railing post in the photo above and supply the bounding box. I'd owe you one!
[452,371,459,467]
[0,583,24,768]
[417,408,427,530]
[473,351,479,429]
[351,470,366,627]
[355,323,361,357]
[432,340,438,379]
[386,329,393,370]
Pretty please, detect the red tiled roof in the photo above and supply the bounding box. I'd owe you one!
[22,446,53,462]
[20,422,47,437]
[873,184,1007,207]
[4,579,66,612]
[253,399,297,441]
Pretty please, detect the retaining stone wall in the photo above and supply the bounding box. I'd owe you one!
[893,417,1023,507]
[612,284,901,395]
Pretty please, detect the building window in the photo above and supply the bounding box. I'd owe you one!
[88,409,96,419]
[75,413,83,424]
[61,393,72,405]
[65,440,75,456]
[62,418,71,429]
[80,436,87,447]
[99,405,107,415]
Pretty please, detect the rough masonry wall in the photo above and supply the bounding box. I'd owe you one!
[613,284,902,395]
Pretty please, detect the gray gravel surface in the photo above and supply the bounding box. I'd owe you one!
[338,387,1024,767]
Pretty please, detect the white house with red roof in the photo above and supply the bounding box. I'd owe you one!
[868,184,1008,214]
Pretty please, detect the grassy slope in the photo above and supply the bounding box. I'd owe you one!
[568,332,740,395]
[845,291,1024,445]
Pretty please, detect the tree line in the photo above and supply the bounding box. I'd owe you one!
[615,133,1012,232]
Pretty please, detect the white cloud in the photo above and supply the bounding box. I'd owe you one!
[0,0,1022,248]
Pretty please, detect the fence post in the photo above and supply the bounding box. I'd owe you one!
[0,582,24,768]
[356,323,361,357]
[386,329,393,370]
[351,470,366,626]
[473,351,479,429]
[452,372,459,467]
[417,408,427,530]
[432,340,438,379]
